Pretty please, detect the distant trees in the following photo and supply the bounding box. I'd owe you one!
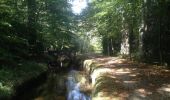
[82,0,170,66]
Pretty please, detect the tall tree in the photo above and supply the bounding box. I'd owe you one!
[27,0,37,56]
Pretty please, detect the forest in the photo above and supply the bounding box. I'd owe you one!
[0,0,170,100]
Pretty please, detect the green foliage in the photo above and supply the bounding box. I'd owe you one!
[0,0,89,98]
[82,0,170,65]
[0,62,47,98]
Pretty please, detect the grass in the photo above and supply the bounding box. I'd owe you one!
[0,61,47,99]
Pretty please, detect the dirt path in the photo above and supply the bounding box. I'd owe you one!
[84,56,170,100]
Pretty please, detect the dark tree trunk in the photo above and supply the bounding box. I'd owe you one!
[27,0,37,56]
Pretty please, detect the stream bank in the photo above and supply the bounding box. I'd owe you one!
[10,61,92,100]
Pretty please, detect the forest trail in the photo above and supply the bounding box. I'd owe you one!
[84,56,170,100]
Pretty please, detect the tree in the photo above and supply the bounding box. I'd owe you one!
[82,0,170,66]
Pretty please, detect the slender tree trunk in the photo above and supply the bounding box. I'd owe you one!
[120,19,130,56]
[139,0,147,61]
[158,1,165,65]
[27,0,37,56]
[111,38,114,55]
[129,25,133,60]
[107,39,110,56]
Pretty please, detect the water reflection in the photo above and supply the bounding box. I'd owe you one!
[66,70,91,100]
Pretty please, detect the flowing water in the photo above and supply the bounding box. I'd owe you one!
[15,69,92,100]
[66,70,91,100]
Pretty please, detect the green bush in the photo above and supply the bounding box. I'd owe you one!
[0,61,47,99]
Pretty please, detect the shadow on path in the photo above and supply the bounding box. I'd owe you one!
[85,56,170,100]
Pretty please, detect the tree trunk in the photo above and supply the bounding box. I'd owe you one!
[27,0,37,56]
[138,0,146,60]
[120,20,130,56]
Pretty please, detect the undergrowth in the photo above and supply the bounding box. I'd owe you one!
[0,61,47,99]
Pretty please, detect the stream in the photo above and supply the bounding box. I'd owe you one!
[67,70,91,100]
[13,70,91,100]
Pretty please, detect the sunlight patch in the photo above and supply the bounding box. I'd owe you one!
[129,74,137,77]
[93,96,119,100]
[158,84,170,94]
[135,88,152,98]
[91,68,115,86]
[124,81,137,84]
[115,68,131,75]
